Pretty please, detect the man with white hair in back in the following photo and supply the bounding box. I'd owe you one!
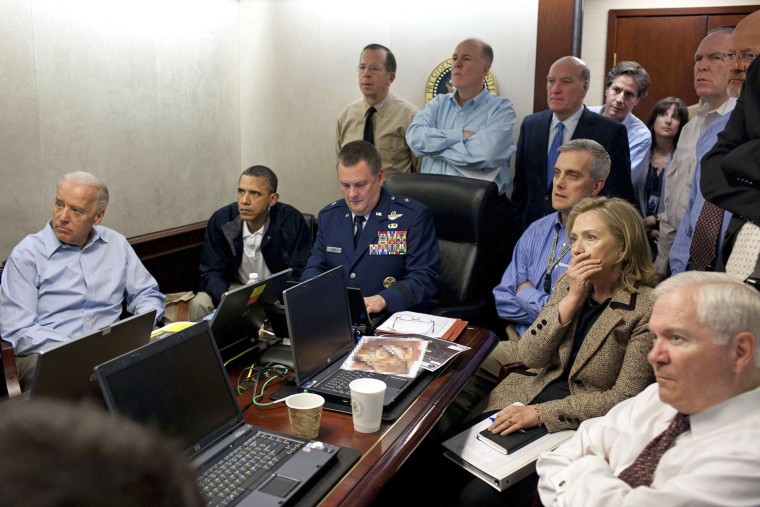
[0,171,164,389]
[537,271,760,506]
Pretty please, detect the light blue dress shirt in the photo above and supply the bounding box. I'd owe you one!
[669,115,733,275]
[0,223,165,354]
[493,212,570,336]
[406,87,516,194]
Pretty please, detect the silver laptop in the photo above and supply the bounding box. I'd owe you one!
[30,309,156,402]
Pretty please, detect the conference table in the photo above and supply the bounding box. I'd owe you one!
[236,325,497,506]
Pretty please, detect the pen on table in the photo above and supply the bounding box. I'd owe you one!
[488,415,527,433]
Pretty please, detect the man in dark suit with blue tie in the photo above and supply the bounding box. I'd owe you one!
[512,56,635,232]
[302,140,440,314]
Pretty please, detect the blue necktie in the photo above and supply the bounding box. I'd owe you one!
[547,122,565,186]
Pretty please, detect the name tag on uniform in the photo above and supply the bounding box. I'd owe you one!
[327,246,342,253]
[369,231,407,255]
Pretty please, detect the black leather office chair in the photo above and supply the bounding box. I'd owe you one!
[384,173,515,324]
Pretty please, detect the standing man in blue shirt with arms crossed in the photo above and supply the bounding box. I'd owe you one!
[406,38,516,196]
[0,171,164,389]
[302,140,439,315]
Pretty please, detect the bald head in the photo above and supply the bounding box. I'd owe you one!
[546,56,590,120]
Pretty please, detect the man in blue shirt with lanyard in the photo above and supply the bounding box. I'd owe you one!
[482,140,609,375]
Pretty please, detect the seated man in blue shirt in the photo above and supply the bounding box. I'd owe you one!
[406,38,516,195]
[0,171,165,388]
[302,140,440,315]
[482,139,609,375]
[189,165,312,320]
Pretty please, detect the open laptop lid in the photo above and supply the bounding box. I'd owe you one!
[284,266,355,387]
[95,321,243,458]
[31,309,157,401]
[210,268,292,356]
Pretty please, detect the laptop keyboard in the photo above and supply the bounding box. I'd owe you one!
[198,430,304,506]
[321,369,384,396]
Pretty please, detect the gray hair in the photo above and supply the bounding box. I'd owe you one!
[557,139,611,181]
[654,272,760,366]
[604,61,650,98]
[59,171,109,211]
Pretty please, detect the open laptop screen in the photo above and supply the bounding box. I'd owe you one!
[95,322,241,454]
[284,266,355,386]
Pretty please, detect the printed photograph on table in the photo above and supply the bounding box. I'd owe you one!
[344,336,427,377]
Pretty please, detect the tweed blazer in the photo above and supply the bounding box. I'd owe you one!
[477,275,655,432]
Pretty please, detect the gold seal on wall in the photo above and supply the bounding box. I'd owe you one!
[425,58,498,103]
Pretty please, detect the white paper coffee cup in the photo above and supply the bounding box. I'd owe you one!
[349,378,386,433]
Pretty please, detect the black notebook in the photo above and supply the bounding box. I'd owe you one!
[477,425,549,455]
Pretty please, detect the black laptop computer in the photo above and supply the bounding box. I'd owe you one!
[209,268,292,361]
[30,309,157,402]
[94,321,359,507]
[275,266,416,407]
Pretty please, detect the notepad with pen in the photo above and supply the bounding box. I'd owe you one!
[476,425,549,454]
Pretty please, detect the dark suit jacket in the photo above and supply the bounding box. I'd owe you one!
[512,107,635,231]
[701,58,760,266]
[302,188,440,313]
[476,276,655,432]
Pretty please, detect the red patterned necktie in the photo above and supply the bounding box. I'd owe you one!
[617,413,690,488]
[690,202,724,270]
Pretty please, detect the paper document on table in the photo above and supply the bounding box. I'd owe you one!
[416,337,470,371]
[341,336,427,378]
[376,311,462,339]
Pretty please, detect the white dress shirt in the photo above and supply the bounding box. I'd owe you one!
[537,383,760,507]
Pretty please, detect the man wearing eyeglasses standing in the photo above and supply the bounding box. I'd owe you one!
[336,44,419,175]
[655,27,736,278]
[700,11,760,281]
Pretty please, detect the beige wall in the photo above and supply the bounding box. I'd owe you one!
[1,0,241,259]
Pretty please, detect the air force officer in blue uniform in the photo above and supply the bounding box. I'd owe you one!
[302,140,440,314]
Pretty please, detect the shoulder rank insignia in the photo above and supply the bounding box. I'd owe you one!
[387,211,403,220]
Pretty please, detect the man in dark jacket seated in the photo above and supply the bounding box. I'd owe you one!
[189,165,312,320]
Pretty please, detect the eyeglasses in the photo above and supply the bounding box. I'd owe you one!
[357,64,386,75]
[694,52,734,64]
[725,52,758,66]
